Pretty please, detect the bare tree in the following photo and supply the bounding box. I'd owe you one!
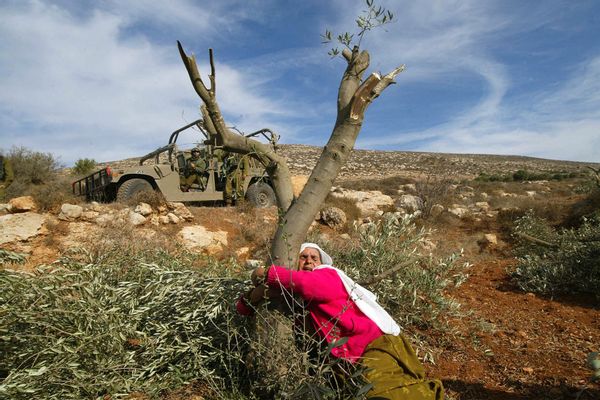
[178,2,404,267]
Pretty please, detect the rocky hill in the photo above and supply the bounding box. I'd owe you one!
[2,146,599,400]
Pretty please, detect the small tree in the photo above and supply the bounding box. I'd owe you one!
[179,1,404,267]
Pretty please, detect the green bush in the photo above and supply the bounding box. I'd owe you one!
[6,146,61,185]
[0,215,467,399]
[510,210,600,299]
[329,215,470,332]
[72,158,97,175]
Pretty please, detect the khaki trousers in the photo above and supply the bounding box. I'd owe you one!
[361,334,444,399]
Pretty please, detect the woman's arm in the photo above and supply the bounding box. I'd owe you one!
[266,266,343,302]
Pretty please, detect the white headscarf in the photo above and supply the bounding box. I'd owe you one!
[300,243,401,336]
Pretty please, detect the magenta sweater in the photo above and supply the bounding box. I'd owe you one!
[236,265,383,362]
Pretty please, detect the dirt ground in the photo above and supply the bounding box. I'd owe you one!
[191,203,600,400]
[3,183,599,400]
[426,224,600,400]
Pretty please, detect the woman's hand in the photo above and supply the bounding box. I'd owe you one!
[251,266,269,287]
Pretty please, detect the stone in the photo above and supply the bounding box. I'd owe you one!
[475,202,490,211]
[329,188,393,217]
[448,205,469,218]
[236,246,250,259]
[401,184,417,193]
[245,259,261,269]
[58,203,84,221]
[81,211,99,222]
[340,233,351,241]
[484,233,498,245]
[0,212,46,244]
[168,202,193,221]
[526,191,536,197]
[430,204,445,217]
[178,225,228,252]
[129,211,147,226]
[320,206,347,229]
[87,201,103,212]
[396,194,424,213]
[95,213,115,226]
[8,196,36,213]
[135,202,153,216]
[158,216,170,224]
[167,213,180,224]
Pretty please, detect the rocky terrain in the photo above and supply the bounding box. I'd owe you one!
[2,146,599,400]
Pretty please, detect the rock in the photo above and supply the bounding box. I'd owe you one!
[480,192,489,199]
[58,203,84,221]
[87,201,103,212]
[526,191,536,197]
[340,233,351,241]
[320,206,347,229]
[396,194,424,213]
[245,259,261,269]
[0,203,10,214]
[291,175,309,197]
[167,213,180,224]
[8,196,36,213]
[135,202,153,216]
[0,212,46,244]
[81,211,99,222]
[158,215,170,224]
[168,202,193,221]
[178,225,228,252]
[128,211,147,226]
[483,233,498,245]
[475,202,490,211]
[401,184,417,193]
[95,213,115,226]
[236,246,250,259]
[330,189,393,217]
[430,204,445,217]
[157,205,168,214]
[448,205,469,218]
[150,216,160,226]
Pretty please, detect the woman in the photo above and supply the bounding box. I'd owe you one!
[237,243,444,399]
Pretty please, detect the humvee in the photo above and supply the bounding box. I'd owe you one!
[72,119,278,207]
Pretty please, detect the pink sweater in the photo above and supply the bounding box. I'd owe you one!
[236,266,383,362]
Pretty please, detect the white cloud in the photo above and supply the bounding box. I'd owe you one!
[0,0,296,164]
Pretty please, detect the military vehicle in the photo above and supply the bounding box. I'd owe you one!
[72,119,278,207]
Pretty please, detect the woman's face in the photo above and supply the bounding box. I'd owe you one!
[298,247,322,271]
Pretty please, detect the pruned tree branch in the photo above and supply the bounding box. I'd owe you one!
[178,41,294,212]
[514,232,558,248]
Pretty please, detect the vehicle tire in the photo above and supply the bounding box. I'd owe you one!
[116,178,154,203]
[245,182,276,208]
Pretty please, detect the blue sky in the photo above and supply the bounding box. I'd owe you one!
[1,0,599,165]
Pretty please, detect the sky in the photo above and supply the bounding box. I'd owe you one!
[1,0,599,166]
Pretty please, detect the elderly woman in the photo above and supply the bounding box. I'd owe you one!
[237,243,444,399]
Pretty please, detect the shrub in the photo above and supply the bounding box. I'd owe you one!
[0,215,468,399]
[72,158,97,176]
[510,210,600,300]
[414,175,455,217]
[6,146,61,185]
[328,214,470,331]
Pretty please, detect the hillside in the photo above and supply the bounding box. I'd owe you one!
[1,146,599,399]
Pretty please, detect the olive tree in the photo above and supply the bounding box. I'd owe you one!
[178,1,404,267]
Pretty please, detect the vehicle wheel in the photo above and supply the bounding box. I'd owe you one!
[116,178,154,202]
[245,182,276,208]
